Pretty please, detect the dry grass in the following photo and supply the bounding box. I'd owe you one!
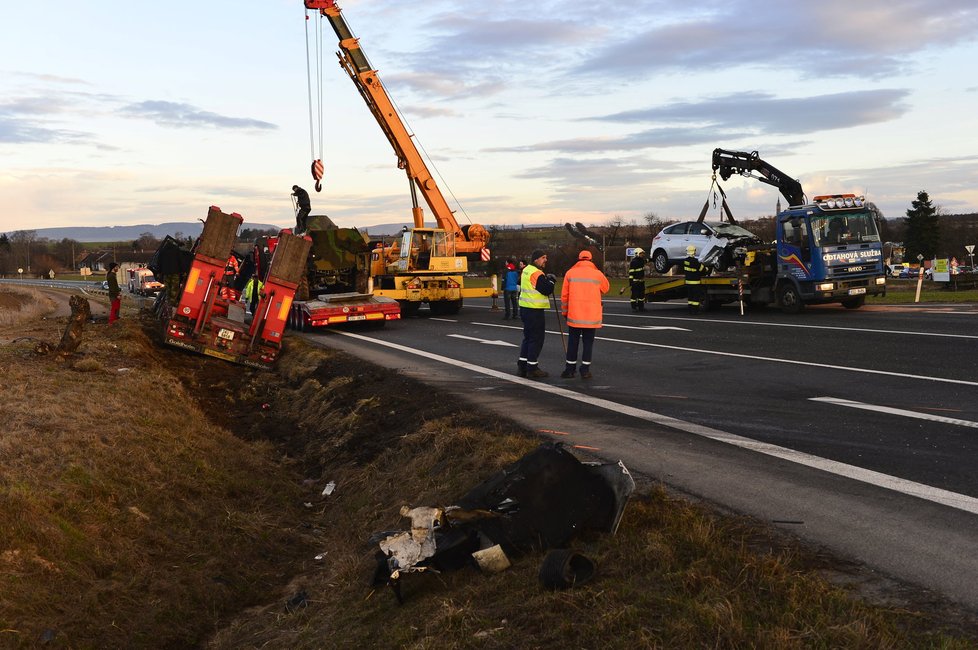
[0,318,314,648]
[0,286,55,327]
[1,301,976,649]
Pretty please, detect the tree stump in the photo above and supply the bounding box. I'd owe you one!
[56,295,92,357]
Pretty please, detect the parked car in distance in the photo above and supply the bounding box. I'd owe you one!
[887,263,910,277]
[898,267,932,279]
[650,221,761,273]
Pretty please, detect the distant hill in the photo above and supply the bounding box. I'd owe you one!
[24,222,283,243]
[21,220,567,243]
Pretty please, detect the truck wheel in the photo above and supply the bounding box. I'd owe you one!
[429,300,461,315]
[398,300,420,318]
[841,295,865,309]
[652,249,670,274]
[777,283,804,314]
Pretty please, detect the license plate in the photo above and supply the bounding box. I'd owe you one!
[848,287,866,296]
[347,314,366,322]
[217,328,235,340]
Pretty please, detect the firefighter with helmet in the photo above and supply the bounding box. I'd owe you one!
[683,245,708,314]
[628,248,647,312]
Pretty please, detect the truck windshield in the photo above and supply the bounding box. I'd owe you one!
[811,211,880,246]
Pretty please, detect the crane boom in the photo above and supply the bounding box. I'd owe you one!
[312,1,488,254]
[711,148,806,208]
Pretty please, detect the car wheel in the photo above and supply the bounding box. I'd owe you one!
[652,249,670,274]
[777,282,804,314]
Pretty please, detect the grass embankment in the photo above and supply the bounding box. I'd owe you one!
[1,289,976,647]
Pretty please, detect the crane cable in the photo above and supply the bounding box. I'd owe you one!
[304,8,325,191]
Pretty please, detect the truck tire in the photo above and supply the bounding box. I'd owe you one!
[841,295,865,309]
[652,249,671,274]
[398,300,421,318]
[777,283,804,314]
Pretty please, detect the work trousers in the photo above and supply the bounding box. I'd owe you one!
[630,281,645,311]
[504,290,518,318]
[109,297,121,324]
[565,327,596,367]
[295,206,311,233]
[519,307,546,369]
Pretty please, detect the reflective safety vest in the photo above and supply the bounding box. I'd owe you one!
[628,256,646,283]
[561,260,610,328]
[519,264,550,309]
[683,256,706,283]
[244,277,263,302]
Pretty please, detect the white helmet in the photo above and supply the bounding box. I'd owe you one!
[633,248,645,255]
[686,245,697,256]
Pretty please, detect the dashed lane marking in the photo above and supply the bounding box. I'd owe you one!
[336,330,978,516]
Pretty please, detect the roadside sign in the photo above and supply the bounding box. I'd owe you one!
[966,245,975,254]
[480,247,491,262]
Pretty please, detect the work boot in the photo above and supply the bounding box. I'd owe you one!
[580,369,593,379]
[517,366,527,378]
[527,368,549,379]
[560,368,576,379]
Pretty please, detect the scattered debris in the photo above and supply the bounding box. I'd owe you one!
[538,549,596,590]
[472,544,511,574]
[284,589,308,613]
[370,442,634,601]
[322,481,336,496]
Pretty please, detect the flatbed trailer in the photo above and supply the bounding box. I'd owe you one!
[644,274,745,305]
[289,291,400,330]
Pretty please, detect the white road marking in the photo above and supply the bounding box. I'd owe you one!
[608,312,978,339]
[337,330,978,516]
[474,322,978,387]
[811,397,978,428]
[447,334,517,347]
[601,323,691,331]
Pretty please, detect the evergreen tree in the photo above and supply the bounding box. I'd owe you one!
[903,190,941,260]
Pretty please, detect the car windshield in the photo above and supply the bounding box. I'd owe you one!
[710,223,757,238]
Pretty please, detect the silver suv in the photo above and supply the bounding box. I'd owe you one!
[650,221,760,273]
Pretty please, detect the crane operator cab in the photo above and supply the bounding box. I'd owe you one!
[394,228,465,274]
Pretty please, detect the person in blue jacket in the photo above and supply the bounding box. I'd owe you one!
[503,258,519,319]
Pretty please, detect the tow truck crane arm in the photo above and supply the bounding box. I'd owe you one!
[711,148,806,208]
[307,0,489,255]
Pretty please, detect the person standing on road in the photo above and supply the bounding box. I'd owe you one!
[628,248,647,312]
[292,185,311,235]
[560,250,609,379]
[503,259,519,320]
[517,250,556,379]
[683,245,708,314]
[106,262,121,324]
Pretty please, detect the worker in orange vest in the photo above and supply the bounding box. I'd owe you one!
[560,249,610,379]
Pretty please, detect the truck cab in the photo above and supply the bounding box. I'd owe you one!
[774,194,886,312]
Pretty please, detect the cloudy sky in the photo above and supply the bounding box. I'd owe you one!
[2,0,977,235]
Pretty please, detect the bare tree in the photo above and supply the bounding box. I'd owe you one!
[605,216,624,247]
[643,211,663,240]
[10,230,38,272]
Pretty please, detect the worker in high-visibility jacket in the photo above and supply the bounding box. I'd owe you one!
[517,249,557,379]
[628,248,647,312]
[560,250,610,379]
[242,275,263,315]
[683,245,708,314]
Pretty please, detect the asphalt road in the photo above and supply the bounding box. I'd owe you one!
[303,296,978,610]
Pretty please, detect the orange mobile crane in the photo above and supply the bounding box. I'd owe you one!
[305,0,492,316]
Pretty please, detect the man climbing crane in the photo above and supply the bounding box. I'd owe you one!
[292,185,311,235]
